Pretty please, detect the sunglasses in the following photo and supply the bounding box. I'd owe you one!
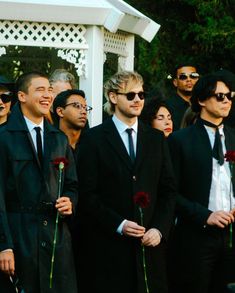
[64,102,92,113]
[10,275,25,293]
[0,92,13,103]
[178,73,200,80]
[116,91,145,101]
[212,92,234,102]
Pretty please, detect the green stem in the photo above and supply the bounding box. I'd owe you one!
[49,162,64,288]
[139,207,150,293]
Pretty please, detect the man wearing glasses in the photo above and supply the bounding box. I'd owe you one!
[53,89,92,152]
[75,71,176,293]
[166,64,200,130]
[168,74,235,293]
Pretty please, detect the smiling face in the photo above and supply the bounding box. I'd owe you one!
[151,106,173,137]
[18,77,53,124]
[109,81,144,125]
[200,81,232,124]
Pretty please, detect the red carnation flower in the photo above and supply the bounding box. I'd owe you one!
[52,157,69,170]
[225,151,235,163]
[133,191,150,209]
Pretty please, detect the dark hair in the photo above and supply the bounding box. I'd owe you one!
[140,98,172,126]
[191,74,232,113]
[53,89,85,115]
[16,71,48,93]
[173,63,198,78]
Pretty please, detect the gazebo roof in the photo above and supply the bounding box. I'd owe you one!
[0,0,160,42]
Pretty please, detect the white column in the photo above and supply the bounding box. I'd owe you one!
[118,34,134,71]
[79,26,104,127]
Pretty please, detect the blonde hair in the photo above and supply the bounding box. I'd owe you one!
[103,71,144,115]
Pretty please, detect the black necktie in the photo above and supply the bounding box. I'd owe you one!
[34,127,43,165]
[126,128,135,162]
[199,118,224,165]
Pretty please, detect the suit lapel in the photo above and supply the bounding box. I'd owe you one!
[104,119,133,171]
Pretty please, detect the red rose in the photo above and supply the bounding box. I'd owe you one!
[52,157,69,170]
[133,191,150,208]
[225,151,235,163]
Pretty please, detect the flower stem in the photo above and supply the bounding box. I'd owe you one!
[229,223,233,248]
[139,207,150,293]
[49,162,64,288]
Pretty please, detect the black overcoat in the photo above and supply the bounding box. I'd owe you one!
[75,118,176,293]
[0,104,78,293]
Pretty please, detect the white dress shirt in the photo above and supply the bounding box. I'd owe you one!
[24,116,44,152]
[205,125,235,212]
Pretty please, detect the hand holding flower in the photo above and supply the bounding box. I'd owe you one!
[55,196,72,215]
[122,220,145,237]
[206,210,234,228]
[141,228,161,247]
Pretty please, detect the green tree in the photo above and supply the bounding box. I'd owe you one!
[126,0,235,97]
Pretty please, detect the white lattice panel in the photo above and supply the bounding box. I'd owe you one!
[0,20,88,49]
[104,29,129,57]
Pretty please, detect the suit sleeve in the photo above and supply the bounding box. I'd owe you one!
[168,134,211,226]
[0,136,14,251]
[75,133,124,234]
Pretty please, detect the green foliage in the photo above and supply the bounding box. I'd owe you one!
[125,0,235,97]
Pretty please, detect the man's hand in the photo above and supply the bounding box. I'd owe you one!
[141,228,161,247]
[0,250,15,275]
[122,221,145,237]
[55,196,72,216]
[207,210,234,228]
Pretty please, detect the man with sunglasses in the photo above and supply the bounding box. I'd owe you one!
[53,89,92,151]
[0,76,15,126]
[75,70,176,293]
[168,74,235,293]
[166,64,199,130]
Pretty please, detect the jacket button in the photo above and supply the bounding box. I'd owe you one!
[132,175,136,181]
[41,241,46,247]
[43,220,48,226]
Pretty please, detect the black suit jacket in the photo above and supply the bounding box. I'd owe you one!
[168,119,235,282]
[75,118,176,293]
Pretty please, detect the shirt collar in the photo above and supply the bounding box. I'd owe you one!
[24,116,44,133]
[112,114,138,134]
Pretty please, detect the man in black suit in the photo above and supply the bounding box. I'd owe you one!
[75,71,176,293]
[168,74,235,293]
[0,72,78,292]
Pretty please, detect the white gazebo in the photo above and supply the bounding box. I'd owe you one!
[0,0,160,126]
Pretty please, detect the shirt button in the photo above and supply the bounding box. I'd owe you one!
[132,175,136,181]
[41,242,46,247]
[43,220,48,226]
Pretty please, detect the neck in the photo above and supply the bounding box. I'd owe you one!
[114,112,137,127]
[177,90,191,102]
[0,115,7,125]
[59,122,81,149]
[200,113,223,126]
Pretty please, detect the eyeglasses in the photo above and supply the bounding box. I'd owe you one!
[178,73,200,80]
[212,92,234,102]
[64,102,92,112]
[0,92,13,103]
[116,91,145,101]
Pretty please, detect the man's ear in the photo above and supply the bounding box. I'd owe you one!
[173,78,178,88]
[56,107,64,118]
[18,91,26,103]
[109,92,117,105]
[198,100,205,107]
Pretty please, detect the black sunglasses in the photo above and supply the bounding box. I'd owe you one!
[116,91,145,101]
[178,73,200,80]
[0,92,13,103]
[212,92,234,102]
